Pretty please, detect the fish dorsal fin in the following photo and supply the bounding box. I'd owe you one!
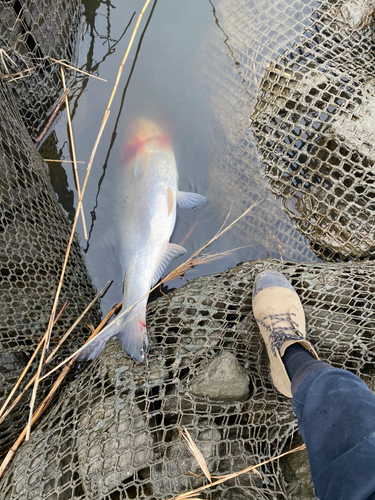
[176,191,207,209]
[152,242,186,285]
[133,151,150,180]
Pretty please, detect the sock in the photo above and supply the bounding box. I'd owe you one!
[282,343,333,395]
[282,343,315,381]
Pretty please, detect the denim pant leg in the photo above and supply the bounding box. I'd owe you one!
[292,367,375,500]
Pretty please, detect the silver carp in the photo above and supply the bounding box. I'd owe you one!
[78,119,206,362]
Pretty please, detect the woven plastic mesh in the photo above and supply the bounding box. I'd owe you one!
[196,0,321,263]
[0,79,101,459]
[0,0,375,498]
[0,0,81,137]
[251,0,375,259]
[196,0,375,262]
[0,258,374,499]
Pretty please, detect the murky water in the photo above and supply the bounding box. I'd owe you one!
[41,0,319,313]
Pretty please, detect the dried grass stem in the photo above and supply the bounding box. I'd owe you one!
[60,65,87,240]
[33,88,70,144]
[166,443,306,499]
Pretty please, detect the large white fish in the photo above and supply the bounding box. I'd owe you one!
[77,119,206,362]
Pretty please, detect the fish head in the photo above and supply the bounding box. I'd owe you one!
[123,119,172,164]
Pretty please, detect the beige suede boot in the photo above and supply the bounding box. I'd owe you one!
[252,270,319,398]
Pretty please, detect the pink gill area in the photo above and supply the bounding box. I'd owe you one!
[139,319,146,328]
[123,133,171,164]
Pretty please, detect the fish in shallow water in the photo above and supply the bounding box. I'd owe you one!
[77,119,206,362]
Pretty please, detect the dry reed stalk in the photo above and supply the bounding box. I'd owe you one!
[161,201,261,283]
[0,302,67,422]
[164,247,249,282]
[83,301,122,343]
[25,0,152,438]
[0,364,72,478]
[33,88,70,145]
[179,493,203,499]
[26,312,64,438]
[60,65,87,240]
[0,66,37,79]
[0,48,18,74]
[45,159,85,164]
[166,444,306,500]
[50,58,108,82]
[39,301,122,383]
[6,74,31,83]
[177,427,212,483]
[45,281,110,360]
[1,283,109,426]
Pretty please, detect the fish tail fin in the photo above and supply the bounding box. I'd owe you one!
[117,307,148,363]
[74,320,122,362]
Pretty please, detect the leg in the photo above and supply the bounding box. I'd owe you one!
[292,361,375,500]
[252,270,375,500]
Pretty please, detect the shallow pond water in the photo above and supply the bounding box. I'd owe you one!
[41,0,319,313]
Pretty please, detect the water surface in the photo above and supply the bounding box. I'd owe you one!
[42,0,319,313]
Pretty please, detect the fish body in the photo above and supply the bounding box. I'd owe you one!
[78,119,206,362]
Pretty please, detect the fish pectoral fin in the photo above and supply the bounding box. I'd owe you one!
[152,242,187,285]
[133,151,150,179]
[176,191,207,209]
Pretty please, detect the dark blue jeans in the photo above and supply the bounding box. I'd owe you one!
[292,367,375,500]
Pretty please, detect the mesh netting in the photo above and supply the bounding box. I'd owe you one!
[0,0,375,499]
[0,0,81,137]
[196,0,321,263]
[251,0,375,259]
[1,258,374,499]
[0,79,101,459]
[197,0,375,262]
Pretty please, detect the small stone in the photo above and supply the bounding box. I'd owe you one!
[97,337,168,389]
[189,351,250,402]
[0,352,28,373]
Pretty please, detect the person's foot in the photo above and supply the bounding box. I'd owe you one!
[252,270,319,397]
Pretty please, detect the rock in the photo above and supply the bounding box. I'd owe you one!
[0,351,28,373]
[280,434,316,499]
[76,394,153,497]
[335,0,375,30]
[189,351,250,402]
